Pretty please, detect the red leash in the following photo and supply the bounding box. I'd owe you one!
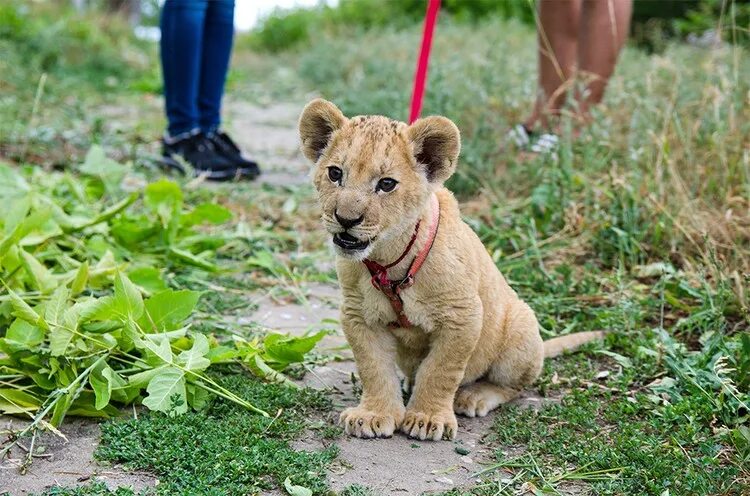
[361,1,442,328]
[408,0,441,124]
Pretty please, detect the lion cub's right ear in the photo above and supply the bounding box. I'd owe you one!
[299,99,347,163]
[407,116,461,184]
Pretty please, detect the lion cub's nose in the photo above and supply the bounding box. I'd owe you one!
[335,212,364,229]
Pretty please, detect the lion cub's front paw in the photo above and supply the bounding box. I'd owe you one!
[340,406,405,439]
[401,408,458,441]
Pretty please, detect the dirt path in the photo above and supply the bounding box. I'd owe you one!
[0,418,157,494]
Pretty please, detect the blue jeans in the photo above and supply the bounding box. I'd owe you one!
[160,0,235,137]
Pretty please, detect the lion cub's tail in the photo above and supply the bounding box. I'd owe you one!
[543,331,605,358]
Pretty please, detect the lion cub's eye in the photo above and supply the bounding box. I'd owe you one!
[327,166,343,184]
[376,178,398,193]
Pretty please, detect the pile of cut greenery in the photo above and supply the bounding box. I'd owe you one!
[0,147,324,457]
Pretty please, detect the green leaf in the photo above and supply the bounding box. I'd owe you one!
[182,203,232,227]
[78,145,127,193]
[0,244,21,273]
[138,335,174,365]
[111,215,157,247]
[177,333,211,372]
[77,296,115,322]
[68,391,119,418]
[0,163,30,203]
[0,389,42,414]
[0,208,51,258]
[3,194,31,233]
[117,320,139,353]
[46,287,76,356]
[141,367,187,415]
[21,249,58,294]
[89,365,127,410]
[88,250,119,288]
[595,350,634,369]
[207,345,239,364]
[90,371,111,410]
[4,319,44,349]
[49,323,75,356]
[45,285,70,329]
[284,477,313,496]
[113,271,144,320]
[186,383,210,411]
[94,249,118,273]
[68,193,137,232]
[145,179,183,233]
[128,266,167,295]
[128,365,167,389]
[70,261,89,295]
[50,387,76,427]
[139,289,200,332]
[168,247,218,272]
[247,354,297,387]
[263,331,326,367]
[6,286,48,330]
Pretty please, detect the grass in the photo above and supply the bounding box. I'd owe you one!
[461,353,745,495]
[0,1,158,165]
[1,1,748,495]
[29,484,143,496]
[18,375,337,496]
[234,12,750,495]
[94,374,337,495]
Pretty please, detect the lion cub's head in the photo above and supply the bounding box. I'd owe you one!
[298,99,460,260]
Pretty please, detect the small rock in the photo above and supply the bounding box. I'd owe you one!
[434,476,453,486]
[460,456,473,464]
[454,446,470,455]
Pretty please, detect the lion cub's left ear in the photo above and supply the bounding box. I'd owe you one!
[407,116,461,184]
[299,99,347,163]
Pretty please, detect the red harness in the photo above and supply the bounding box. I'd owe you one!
[363,193,440,328]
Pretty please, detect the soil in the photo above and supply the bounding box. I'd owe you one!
[0,417,158,494]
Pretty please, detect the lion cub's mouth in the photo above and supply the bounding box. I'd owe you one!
[333,232,370,251]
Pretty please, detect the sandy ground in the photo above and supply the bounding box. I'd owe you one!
[1,102,561,496]
[0,417,157,494]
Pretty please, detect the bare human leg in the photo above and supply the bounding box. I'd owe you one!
[576,0,632,122]
[523,0,582,131]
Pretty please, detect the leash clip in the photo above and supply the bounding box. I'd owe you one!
[398,274,415,290]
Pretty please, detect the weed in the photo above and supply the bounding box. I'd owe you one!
[96,374,337,495]
[339,484,378,496]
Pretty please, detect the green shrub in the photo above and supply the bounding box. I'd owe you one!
[245,0,749,54]
[0,0,150,93]
[244,0,535,53]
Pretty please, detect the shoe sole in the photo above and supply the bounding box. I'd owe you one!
[237,167,260,181]
[159,155,241,182]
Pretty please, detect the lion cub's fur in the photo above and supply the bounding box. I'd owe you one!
[299,99,601,441]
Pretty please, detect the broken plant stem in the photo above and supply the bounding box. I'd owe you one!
[0,353,109,462]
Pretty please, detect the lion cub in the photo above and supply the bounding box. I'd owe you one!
[299,99,601,441]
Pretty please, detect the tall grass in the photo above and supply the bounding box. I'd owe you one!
[0,1,153,160]
[271,18,750,290]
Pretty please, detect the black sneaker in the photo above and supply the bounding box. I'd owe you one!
[161,132,239,181]
[207,131,261,180]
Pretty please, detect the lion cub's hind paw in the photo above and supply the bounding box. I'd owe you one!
[454,383,519,418]
[340,407,401,439]
[401,410,458,441]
